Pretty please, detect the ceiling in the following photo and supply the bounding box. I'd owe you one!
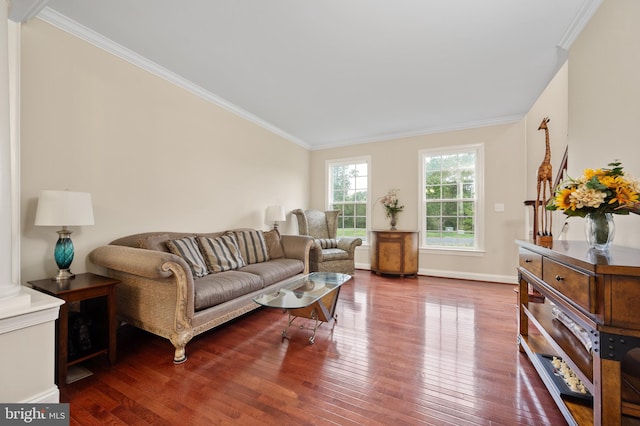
[24,0,600,149]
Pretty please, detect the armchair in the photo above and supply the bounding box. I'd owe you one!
[292,209,362,275]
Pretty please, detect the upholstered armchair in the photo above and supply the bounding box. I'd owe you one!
[292,209,362,275]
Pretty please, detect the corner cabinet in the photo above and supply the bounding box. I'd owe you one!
[370,230,418,277]
[516,240,640,426]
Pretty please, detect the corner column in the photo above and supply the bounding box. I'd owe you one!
[0,0,20,299]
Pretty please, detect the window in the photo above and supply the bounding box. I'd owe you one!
[421,145,483,250]
[327,158,369,241]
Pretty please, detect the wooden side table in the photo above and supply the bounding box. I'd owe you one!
[370,230,419,277]
[27,273,120,386]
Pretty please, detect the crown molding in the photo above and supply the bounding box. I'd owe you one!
[311,114,525,151]
[557,0,602,51]
[8,0,48,22]
[36,7,311,150]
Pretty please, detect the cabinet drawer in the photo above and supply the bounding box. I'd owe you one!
[543,257,595,313]
[519,248,542,279]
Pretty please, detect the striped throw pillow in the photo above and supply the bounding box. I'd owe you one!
[316,238,338,249]
[165,237,209,278]
[197,235,246,273]
[231,230,269,264]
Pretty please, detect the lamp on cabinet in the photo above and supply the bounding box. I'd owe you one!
[35,190,95,281]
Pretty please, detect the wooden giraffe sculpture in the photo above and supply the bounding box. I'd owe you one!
[535,117,553,242]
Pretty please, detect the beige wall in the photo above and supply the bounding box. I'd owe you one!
[19,19,309,281]
[567,0,640,248]
[310,122,527,283]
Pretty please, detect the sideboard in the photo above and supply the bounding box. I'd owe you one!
[516,239,640,426]
[370,230,418,277]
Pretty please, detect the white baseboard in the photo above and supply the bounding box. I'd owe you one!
[19,386,60,403]
[355,264,517,284]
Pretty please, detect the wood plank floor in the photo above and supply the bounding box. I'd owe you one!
[61,271,567,425]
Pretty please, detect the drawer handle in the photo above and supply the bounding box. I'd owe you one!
[555,275,564,282]
[525,259,532,263]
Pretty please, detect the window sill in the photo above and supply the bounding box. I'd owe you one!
[419,247,485,257]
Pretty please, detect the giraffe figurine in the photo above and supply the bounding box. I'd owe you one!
[535,117,553,242]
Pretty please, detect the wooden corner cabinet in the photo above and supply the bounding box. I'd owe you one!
[516,240,640,426]
[370,230,418,277]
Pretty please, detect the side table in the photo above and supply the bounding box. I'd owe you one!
[27,272,120,386]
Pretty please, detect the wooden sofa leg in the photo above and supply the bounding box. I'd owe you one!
[170,330,193,364]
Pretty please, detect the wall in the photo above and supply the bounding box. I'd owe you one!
[310,122,527,283]
[19,19,309,282]
[567,0,640,247]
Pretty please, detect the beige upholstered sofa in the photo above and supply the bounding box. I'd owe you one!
[292,209,362,275]
[89,229,312,363]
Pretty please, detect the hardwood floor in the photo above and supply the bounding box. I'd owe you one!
[61,271,566,425]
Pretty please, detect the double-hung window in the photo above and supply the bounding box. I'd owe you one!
[327,157,369,241]
[420,145,484,250]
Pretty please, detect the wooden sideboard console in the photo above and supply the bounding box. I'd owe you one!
[370,230,418,277]
[516,240,640,426]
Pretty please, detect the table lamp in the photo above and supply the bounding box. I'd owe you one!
[265,205,286,230]
[35,190,95,280]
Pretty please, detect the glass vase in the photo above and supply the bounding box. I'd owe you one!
[390,212,398,230]
[585,212,615,251]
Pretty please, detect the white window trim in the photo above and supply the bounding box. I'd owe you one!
[326,156,371,243]
[419,144,484,252]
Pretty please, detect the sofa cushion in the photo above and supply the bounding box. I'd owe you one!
[231,230,269,265]
[197,235,246,273]
[319,248,350,261]
[194,271,264,310]
[239,258,305,287]
[165,237,209,278]
[263,229,284,259]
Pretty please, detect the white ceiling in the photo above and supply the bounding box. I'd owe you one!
[30,0,600,150]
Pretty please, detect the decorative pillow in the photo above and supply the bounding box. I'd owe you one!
[231,230,269,264]
[137,233,171,251]
[263,229,284,259]
[316,238,338,249]
[165,237,209,278]
[197,235,246,273]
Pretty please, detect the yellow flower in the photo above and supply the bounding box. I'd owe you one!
[554,187,575,211]
[611,185,639,206]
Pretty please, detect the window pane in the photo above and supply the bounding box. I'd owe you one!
[442,184,457,199]
[426,185,441,199]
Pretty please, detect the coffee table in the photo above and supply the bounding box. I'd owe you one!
[253,272,352,344]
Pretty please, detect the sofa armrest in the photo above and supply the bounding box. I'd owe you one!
[337,237,363,256]
[89,245,184,279]
[89,245,196,363]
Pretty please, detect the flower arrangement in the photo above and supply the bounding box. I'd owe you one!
[380,188,404,218]
[546,161,640,218]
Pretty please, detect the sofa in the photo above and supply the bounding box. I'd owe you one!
[88,229,312,363]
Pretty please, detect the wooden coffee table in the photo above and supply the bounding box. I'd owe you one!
[253,272,352,344]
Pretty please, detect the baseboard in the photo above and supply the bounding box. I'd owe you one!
[19,386,60,403]
[418,268,517,284]
[355,264,517,284]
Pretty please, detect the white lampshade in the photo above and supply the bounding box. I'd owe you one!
[265,205,286,222]
[35,190,95,226]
